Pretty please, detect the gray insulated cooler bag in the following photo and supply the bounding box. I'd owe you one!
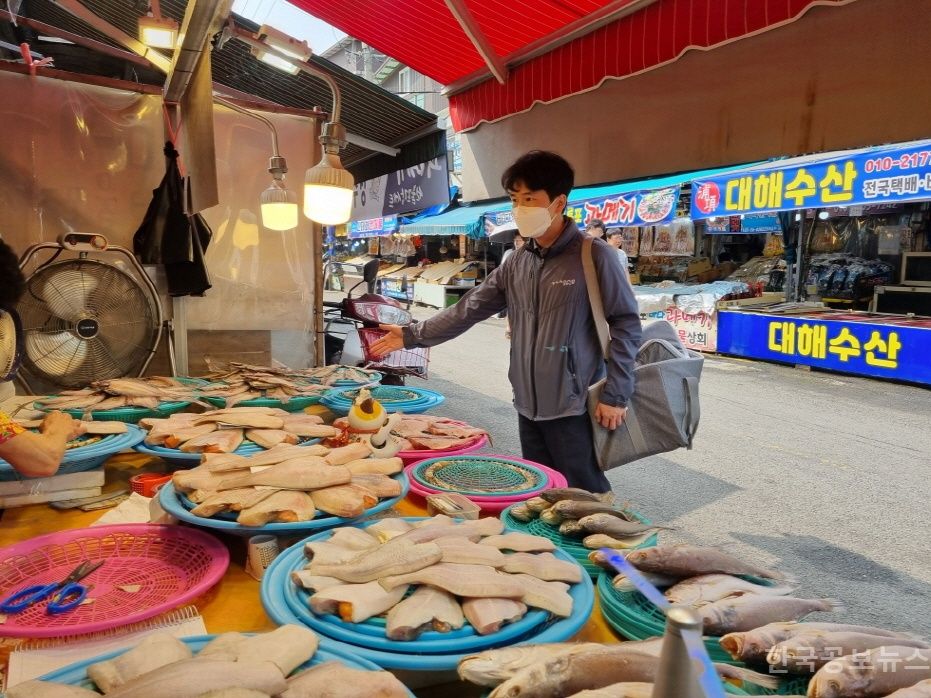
[582,238,703,470]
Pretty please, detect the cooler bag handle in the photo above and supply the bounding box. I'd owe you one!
[684,375,701,448]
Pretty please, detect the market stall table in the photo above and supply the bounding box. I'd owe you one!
[0,455,624,697]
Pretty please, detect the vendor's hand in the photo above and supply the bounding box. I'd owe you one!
[370,324,405,358]
[595,403,627,431]
[41,411,84,440]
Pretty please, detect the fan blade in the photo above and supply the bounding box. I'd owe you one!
[25,331,88,377]
[40,269,99,322]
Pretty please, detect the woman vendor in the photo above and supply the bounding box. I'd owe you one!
[0,239,83,478]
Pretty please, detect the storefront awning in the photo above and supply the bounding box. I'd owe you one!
[487,162,758,230]
[690,138,931,220]
[400,201,509,238]
[288,0,851,132]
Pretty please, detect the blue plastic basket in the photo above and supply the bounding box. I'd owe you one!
[158,470,409,536]
[36,634,413,696]
[320,386,445,416]
[134,437,321,466]
[260,517,595,671]
[0,425,146,481]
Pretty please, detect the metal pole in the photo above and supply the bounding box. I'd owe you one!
[795,209,806,302]
[313,224,326,367]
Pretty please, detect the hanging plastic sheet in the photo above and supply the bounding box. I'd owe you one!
[0,72,320,372]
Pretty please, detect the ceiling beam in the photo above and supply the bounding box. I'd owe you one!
[444,0,657,96]
[443,0,507,85]
[48,0,171,72]
[0,9,157,68]
[0,60,162,93]
[164,0,231,103]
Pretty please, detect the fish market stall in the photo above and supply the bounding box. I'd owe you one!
[690,138,931,384]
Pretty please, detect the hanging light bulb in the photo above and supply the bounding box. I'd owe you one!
[261,156,299,231]
[304,152,354,225]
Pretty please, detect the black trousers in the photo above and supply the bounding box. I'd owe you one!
[518,412,611,493]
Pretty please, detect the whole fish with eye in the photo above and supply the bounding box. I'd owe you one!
[807,646,931,698]
[0,560,104,614]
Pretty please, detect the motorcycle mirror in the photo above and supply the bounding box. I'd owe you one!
[363,259,380,284]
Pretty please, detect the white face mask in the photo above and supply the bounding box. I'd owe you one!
[512,200,561,239]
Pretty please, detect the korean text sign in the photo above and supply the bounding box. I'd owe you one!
[566,186,681,228]
[691,142,931,219]
[348,215,398,239]
[717,312,931,385]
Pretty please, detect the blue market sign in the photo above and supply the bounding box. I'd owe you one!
[717,311,931,385]
[567,186,680,228]
[486,187,681,231]
[705,213,782,234]
[348,215,398,239]
[691,140,931,219]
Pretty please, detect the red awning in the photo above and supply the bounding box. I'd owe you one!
[288,0,852,132]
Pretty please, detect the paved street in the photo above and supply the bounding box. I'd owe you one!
[392,302,931,636]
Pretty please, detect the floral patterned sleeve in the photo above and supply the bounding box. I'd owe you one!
[0,411,25,446]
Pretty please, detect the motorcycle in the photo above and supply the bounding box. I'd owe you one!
[323,259,428,386]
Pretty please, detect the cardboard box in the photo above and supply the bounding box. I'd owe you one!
[0,470,104,497]
[687,258,713,277]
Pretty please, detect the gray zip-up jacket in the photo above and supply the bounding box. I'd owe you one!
[403,219,642,421]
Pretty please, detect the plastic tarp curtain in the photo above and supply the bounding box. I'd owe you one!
[133,142,212,297]
[0,72,320,369]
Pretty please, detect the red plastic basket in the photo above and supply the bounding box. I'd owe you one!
[0,524,229,637]
[358,328,429,378]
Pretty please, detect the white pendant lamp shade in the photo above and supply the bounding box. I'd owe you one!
[260,180,299,231]
[303,152,354,225]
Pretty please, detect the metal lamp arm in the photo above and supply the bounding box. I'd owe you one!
[231,26,342,124]
[213,95,281,158]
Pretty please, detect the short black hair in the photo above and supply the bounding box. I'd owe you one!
[501,150,574,201]
[0,240,25,311]
[589,219,606,230]
[607,228,623,238]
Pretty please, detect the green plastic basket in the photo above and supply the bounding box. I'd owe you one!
[502,505,657,578]
[202,395,322,412]
[47,400,191,424]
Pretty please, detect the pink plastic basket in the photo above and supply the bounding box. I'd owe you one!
[332,418,489,466]
[0,524,229,637]
[397,433,489,466]
[405,456,569,514]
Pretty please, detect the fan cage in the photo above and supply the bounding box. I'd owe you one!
[16,253,161,390]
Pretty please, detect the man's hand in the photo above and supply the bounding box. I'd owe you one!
[595,403,627,431]
[41,411,84,441]
[369,324,405,358]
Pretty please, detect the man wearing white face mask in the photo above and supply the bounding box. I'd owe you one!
[371,151,641,492]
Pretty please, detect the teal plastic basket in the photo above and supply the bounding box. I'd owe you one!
[39,400,191,424]
[202,395,322,412]
[410,456,548,496]
[501,504,657,578]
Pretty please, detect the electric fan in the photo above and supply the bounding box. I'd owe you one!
[15,234,163,393]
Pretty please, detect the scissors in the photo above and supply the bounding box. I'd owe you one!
[0,560,104,615]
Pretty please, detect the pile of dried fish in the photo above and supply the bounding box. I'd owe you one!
[141,407,340,453]
[509,488,668,550]
[36,377,200,412]
[331,413,488,452]
[7,624,408,698]
[173,440,404,525]
[198,362,381,407]
[292,516,583,640]
[456,639,780,697]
